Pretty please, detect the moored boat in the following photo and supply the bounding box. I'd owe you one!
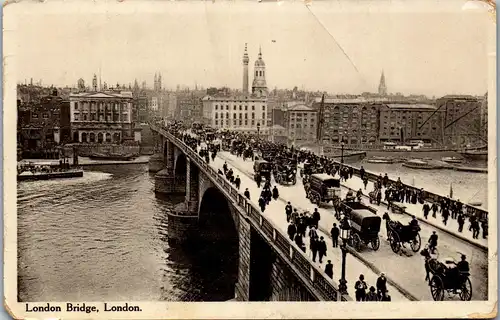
[459,150,488,161]
[441,156,463,164]
[18,168,84,181]
[402,159,444,170]
[89,152,136,161]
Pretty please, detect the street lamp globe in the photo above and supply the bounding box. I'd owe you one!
[340,217,351,243]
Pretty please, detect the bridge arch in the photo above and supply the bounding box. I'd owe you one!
[175,153,187,177]
[197,187,239,300]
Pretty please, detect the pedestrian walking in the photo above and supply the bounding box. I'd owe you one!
[285,202,293,222]
[244,188,250,200]
[457,213,465,233]
[295,233,306,253]
[287,221,297,241]
[310,236,318,262]
[376,272,387,299]
[324,260,334,279]
[422,203,430,219]
[330,223,339,248]
[355,274,368,301]
[312,208,321,229]
[317,236,327,263]
[234,175,241,190]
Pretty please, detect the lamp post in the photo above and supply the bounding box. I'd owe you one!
[257,122,261,141]
[341,139,345,164]
[338,217,351,296]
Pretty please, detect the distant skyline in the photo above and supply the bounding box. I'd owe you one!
[8,0,494,97]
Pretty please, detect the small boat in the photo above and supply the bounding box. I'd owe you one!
[367,158,394,164]
[402,159,443,170]
[441,156,463,164]
[18,168,84,181]
[89,153,135,161]
[459,150,488,161]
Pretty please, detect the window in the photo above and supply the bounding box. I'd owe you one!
[239,120,242,125]
[83,114,87,121]
[233,114,237,119]
[252,113,255,119]
[245,120,248,125]
[74,103,78,110]
[252,105,255,110]
[239,105,242,111]
[226,105,229,110]
[262,112,265,119]
[215,120,218,125]
[215,113,218,119]
[245,105,248,111]
[226,112,229,118]
[226,120,229,125]
[233,119,237,125]
[74,114,79,121]
[42,113,49,119]
[239,113,242,119]
[245,113,248,119]
[233,106,236,110]
[251,120,255,126]
[255,71,258,77]
[32,113,39,119]
[215,105,218,110]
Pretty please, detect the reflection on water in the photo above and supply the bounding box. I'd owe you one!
[351,160,488,209]
[17,164,238,302]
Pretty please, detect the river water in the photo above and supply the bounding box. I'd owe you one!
[17,164,237,302]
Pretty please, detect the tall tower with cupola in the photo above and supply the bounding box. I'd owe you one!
[242,43,249,95]
[252,46,268,98]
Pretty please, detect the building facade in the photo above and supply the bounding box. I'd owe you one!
[436,95,483,146]
[202,96,267,131]
[17,90,71,158]
[378,103,442,143]
[285,104,318,145]
[315,98,381,145]
[69,89,136,144]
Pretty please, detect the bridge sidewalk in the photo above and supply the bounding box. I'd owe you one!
[341,177,488,250]
[210,151,409,301]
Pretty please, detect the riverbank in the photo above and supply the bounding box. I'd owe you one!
[19,156,151,167]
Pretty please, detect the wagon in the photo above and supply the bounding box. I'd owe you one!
[348,208,382,252]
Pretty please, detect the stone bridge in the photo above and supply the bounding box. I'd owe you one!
[148,123,350,302]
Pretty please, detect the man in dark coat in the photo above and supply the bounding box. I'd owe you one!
[234,175,241,190]
[355,274,368,301]
[324,260,334,279]
[244,188,250,200]
[258,196,266,212]
[317,236,327,263]
[310,236,318,262]
[287,222,297,241]
[295,233,306,253]
[376,272,387,299]
[272,186,279,200]
[330,223,339,248]
[360,166,365,181]
[422,203,430,219]
[312,208,321,229]
[285,202,293,222]
[457,213,465,232]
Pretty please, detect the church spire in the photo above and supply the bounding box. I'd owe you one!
[378,70,387,96]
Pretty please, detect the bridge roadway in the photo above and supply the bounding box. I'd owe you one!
[215,150,488,301]
[200,148,407,301]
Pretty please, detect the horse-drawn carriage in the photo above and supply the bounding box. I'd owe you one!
[421,248,472,301]
[274,165,297,185]
[304,173,341,206]
[253,160,272,182]
[342,203,381,252]
[384,216,422,254]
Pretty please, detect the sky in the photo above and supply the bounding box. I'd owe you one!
[6,0,494,96]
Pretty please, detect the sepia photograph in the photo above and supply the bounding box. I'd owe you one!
[4,0,497,318]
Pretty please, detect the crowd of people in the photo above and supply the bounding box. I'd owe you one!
[156,120,483,302]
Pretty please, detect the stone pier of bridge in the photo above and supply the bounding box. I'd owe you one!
[147,129,343,302]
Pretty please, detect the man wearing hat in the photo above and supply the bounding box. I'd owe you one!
[376,272,388,300]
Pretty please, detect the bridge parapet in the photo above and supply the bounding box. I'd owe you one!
[151,123,351,302]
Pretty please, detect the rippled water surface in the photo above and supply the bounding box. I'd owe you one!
[17,164,237,302]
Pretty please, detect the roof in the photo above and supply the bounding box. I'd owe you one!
[385,103,436,110]
[289,104,315,112]
[314,97,389,103]
[202,95,267,102]
[69,91,133,99]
